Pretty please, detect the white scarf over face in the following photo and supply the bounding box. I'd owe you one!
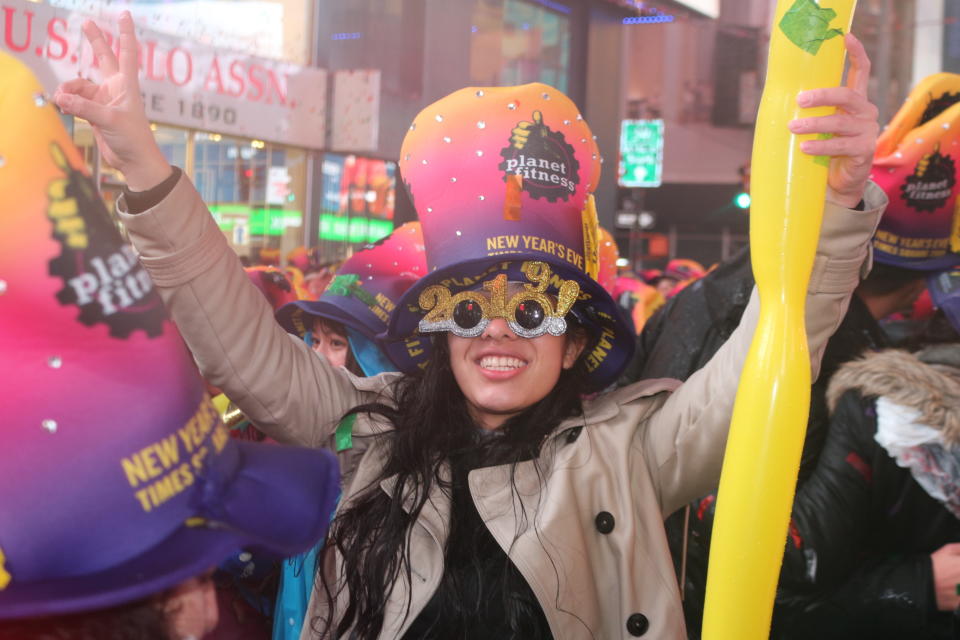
[875,396,960,519]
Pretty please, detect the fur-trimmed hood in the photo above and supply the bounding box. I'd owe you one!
[827,346,960,444]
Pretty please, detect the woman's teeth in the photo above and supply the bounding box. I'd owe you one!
[479,356,527,371]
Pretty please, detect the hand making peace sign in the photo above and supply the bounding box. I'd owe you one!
[54,11,171,191]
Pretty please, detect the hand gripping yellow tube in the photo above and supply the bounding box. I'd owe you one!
[701,2,857,639]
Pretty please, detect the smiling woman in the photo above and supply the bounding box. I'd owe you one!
[53,12,887,639]
[447,315,585,430]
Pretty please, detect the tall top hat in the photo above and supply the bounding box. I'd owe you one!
[870,73,960,270]
[0,53,339,619]
[387,83,634,390]
[276,222,429,373]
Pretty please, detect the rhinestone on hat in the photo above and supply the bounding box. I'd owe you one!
[238,552,253,562]
[563,119,571,125]
[477,120,486,129]
[435,114,444,122]
[507,102,517,110]
[34,93,47,107]
[476,150,484,157]
[944,123,952,130]
[409,123,416,131]
[0,279,6,294]
[427,207,433,213]
[450,176,457,183]
[443,136,452,143]
[542,92,550,100]
[576,114,583,121]
[404,153,411,161]
[48,356,63,369]
[476,89,485,97]
[421,159,428,165]
[42,419,57,434]
[916,138,924,144]
[478,195,485,201]
[0,156,5,168]
[456,230,462,236]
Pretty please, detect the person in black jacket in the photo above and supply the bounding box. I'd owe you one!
[773,316,960,639]
[618,251,917,638]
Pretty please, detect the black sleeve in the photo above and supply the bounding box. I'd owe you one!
[775,391,940,637]
[779,391,877,591]
[122,166,181,214]
[775,555,945,640]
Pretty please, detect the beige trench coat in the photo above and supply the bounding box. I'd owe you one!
[119,176,886,639]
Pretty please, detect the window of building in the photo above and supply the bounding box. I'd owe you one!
[470,0,572,93]
[191,133,307,257]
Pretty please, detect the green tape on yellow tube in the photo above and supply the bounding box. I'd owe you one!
[701,1,857,638]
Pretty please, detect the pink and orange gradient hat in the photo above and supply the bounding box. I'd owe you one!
[0,52,339,620]
[387,83,634,390]
[870,73,960,270]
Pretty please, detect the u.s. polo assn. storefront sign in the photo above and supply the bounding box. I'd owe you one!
[1,0,327,149]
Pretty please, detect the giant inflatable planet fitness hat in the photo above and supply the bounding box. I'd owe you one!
[387,83,634,390]
[276,222,430,374]
[870,73,960,270]
[0,52,339,619]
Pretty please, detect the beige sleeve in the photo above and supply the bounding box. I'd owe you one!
[117,173,375,448]
[642,181,887,516]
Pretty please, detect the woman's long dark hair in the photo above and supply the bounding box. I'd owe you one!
[313,331,590,639]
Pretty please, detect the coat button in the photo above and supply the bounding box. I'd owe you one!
[594,511,615,534]
[626,613,649,636]
[565,427,582,444]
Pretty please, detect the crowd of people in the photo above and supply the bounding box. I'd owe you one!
[3,9,960,640]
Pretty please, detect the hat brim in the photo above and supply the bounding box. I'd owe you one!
[0,442,339,619]
[874,251,960,272]
[276,300,379,343]
[386,256,635,391]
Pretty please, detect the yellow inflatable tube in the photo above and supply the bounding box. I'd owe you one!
[701,1,857,638]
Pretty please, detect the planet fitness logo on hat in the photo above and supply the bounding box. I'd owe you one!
[45,144,165,338]
[498,109,579,202]
[901,146,956,213]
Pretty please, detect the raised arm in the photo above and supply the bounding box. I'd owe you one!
[54,13,373,447]
[641,35,887,515]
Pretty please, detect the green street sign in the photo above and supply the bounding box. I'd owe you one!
[619,119,664,188]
